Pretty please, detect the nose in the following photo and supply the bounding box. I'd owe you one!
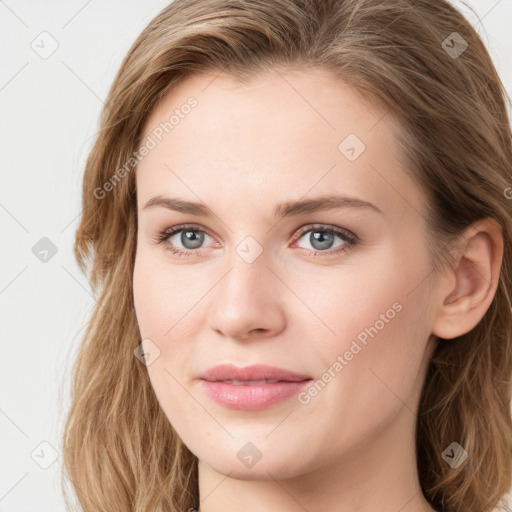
[207,253,286,341]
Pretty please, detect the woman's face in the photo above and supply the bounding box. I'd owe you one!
[133,67,441,479]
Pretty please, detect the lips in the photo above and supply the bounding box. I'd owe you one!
[198,364,311,383]
[219,379,280,385]
[198,364,313,410]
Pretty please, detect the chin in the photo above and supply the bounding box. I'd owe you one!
[202,454,305,481]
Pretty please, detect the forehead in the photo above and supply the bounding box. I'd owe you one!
[136,67,423,221]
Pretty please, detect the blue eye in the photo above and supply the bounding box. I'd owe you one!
[293,225,357,257]
[154,224,214,256]
[154,223,358,258]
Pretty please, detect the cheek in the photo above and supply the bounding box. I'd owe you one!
[133,250,198,338]
[133,259,166,337]
[304,245,432,401]
[133,254,202,429]
[132,249,208,385]
[295,266,432,458]
[309,273,413,377]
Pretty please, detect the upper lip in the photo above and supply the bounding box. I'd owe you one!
[199,364,312,382]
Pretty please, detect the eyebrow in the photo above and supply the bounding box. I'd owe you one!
[142,194,383,219]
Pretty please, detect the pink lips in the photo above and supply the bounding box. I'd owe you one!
[198,364,313,410]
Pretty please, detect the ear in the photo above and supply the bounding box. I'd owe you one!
[431,217,504,340]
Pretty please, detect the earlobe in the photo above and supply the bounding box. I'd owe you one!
[431,218,503,340]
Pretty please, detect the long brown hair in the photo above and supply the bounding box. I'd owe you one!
[61,1,512,511]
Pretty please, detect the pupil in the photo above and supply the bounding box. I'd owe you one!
[182,230,204,249]
[311,231,333,250]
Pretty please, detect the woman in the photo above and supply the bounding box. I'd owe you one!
[61,1,512,511]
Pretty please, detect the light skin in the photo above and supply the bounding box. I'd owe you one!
[132,67,503,512]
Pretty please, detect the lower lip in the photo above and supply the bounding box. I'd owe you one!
[199,379,312,410]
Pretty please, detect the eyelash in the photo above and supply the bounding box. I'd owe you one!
[153,223,358,259]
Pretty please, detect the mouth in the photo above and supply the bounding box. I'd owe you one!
[198,376,313,410]
[198,363,312,383]
[197,364,313,410]
[215,379,291,385]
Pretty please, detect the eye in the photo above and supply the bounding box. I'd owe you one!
[153,224,214,257]
[153,223,358,258]
[292,224,358,258]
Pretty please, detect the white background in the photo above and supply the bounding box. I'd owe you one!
[1,1,511,510]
